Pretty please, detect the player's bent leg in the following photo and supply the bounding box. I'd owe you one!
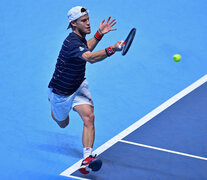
[51,110,69,128]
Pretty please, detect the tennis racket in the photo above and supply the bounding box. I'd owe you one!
[122,28,136,56]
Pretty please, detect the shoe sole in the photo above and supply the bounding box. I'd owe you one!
[78,166,91,174]
[88,159,102,171]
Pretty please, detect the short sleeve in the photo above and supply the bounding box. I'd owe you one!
[67,41,90,58]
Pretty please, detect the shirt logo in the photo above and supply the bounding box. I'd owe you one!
[79,46,84,51]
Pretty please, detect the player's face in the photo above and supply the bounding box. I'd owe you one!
[75,14,91,35]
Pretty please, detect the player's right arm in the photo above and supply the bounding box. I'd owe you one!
[82,41,122,63]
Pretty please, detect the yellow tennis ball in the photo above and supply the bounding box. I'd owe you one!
[173,54,181,62]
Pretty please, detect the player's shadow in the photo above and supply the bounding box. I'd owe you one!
[34,130,82,158]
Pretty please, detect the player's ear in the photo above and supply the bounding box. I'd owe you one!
[70,21,76,28]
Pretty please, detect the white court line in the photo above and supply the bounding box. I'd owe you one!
[67,175,90,180]
[60,74,207,177]
[119,139,207,161]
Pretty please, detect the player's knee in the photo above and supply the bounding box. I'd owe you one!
[57,117,69,128]
[84,113,95,127]
[57,120,69,128]
[51,111,69,128]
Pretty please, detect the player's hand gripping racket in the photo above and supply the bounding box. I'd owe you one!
[121,28,136,56]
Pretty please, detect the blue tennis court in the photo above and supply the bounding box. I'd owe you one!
[1,0,207,179]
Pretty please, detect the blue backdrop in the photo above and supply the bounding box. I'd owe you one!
[0,0,206,179]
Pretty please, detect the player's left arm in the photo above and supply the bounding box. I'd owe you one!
[87,17,117,51]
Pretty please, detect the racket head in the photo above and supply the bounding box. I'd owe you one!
[122,28,136,56]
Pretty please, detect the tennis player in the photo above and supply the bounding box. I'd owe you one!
[48,6,122,174]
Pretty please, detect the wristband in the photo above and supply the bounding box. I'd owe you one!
[105,46,115,56]
[94,30,103,41]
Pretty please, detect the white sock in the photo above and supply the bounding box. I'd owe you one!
[83,147,92,159]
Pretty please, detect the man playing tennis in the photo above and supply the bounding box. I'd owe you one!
[48,6,122,174]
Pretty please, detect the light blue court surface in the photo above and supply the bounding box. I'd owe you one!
[0,0,207,180]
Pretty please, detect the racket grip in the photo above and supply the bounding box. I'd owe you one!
[117,40,125,51]
[122,41,125,47]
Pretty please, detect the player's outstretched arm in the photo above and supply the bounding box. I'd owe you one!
[82,41,122,64]
[87,17,117,51]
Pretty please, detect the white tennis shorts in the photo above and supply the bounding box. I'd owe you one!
[48,80,93,121]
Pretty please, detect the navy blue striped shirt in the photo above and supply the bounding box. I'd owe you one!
[48,32,90,96]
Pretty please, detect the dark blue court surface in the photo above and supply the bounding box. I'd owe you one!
[68,79,207,179]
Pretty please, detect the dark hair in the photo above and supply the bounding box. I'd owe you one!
[81,7,87,12]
